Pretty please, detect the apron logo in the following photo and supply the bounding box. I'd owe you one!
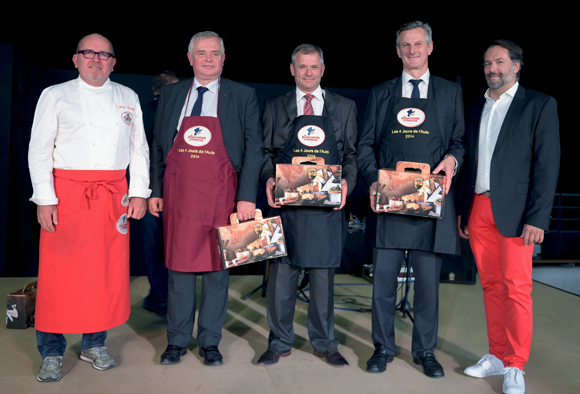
[121,112,133,125]
[298,125,325,147]
[184,126,212,147]
[121,194,129,207]
[397,107,426,127]
[116,214,128,235]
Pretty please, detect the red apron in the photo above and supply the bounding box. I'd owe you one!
[36,169,130,333]
[163,85,238,272]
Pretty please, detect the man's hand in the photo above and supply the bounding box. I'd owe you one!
[521,224,544,246]
[127,197,147,220]
[236,201,256,221]
[37,205,58,233]
[433,155,456,195]
[334,179,348,210]
[147,198,163,217]
[457,215,469,239]
[265,177,281,208]
[369,182,379,213]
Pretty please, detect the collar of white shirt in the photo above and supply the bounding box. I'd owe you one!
[295,85,324,104]
[402,70,430,90]
[193,77,219,94]
[484,81,519,102]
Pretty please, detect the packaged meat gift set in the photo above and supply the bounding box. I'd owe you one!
[376,161,446,219]
[275,157,342,207]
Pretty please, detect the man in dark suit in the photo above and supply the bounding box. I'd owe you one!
[357,21,465,378]
[141,71,178,317]
[458,39,560,394]
[257,44,357,367]
[148,31,263,366]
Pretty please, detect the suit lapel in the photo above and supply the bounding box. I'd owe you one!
[472,96,486,161]
[169,79,192,145]
[284,90,297,124]
[218,77,231,126]
[494,85,525,154]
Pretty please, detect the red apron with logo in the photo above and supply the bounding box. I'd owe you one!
[36,169,130,333]
[163,87,238,272]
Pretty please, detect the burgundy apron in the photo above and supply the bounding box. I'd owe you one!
[163,83,238,272]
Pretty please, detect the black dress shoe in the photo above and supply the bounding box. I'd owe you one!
[160,345,186,365]
[199,346,223,366]
[366,347,394,373]
[313,348,349,367]
[413,351,444,378]
[256,349,291,365]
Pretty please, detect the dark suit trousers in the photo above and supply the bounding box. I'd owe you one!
[371,248,442,358]
[167,268,229,349]
[266,262,338,353]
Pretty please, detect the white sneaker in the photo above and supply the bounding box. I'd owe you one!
[464,354,504,378]
[502,367,525,394]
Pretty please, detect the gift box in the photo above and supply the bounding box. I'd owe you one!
[217,210,287,269]
[6,281,36,329]
[275,157,342,207]
[376,161,446,219]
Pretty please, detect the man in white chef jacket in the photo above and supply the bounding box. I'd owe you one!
[28,33,150,383]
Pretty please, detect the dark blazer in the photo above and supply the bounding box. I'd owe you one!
[457,85,560,237]
[261,88,358,195]
[150,77,263,203]
[357,75,465,187]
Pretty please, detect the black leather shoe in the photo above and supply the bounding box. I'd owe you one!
[199,346,223,366]
[256,349,291,365]
[160,345,186,365]
[313,348,349,367]
[413,351,444,378]
[366,347,394,373]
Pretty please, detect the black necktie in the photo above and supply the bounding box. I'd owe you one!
[410,79,422,99]
[190,86,208,116]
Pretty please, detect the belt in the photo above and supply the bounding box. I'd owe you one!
[477,191,491,198]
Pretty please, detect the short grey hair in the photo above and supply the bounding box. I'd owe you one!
[291,44,324,66]
[188,31,225,54]
[396,21,432,46]
[76,33,115,56]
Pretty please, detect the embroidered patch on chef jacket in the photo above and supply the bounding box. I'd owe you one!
[121,112,133,125]
[184,126,212,147]
[297,125,325,147]
[116,214,128,234]
[397,108,426,127]
[121,194,129,207]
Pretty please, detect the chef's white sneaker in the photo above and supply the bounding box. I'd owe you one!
[502,367,525,394]
[464,353,504,378]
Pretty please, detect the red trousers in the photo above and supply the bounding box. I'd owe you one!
[468,194,534,370]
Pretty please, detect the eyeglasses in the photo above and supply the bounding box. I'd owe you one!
[77,50,114,61]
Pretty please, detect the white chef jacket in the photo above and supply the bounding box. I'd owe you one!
[28,77,151,205]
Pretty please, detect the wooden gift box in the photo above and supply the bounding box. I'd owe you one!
[376,161,446,219]
[275,157,342,207]
[6,281,36,329]
[217,210,287,269]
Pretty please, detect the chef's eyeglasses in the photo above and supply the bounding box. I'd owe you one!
[77,50,114,61]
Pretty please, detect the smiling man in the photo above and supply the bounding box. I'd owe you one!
[357,21,465,378]
[28,33,150,382]
[149,31,263,367]
[257,43,357,367]
[457,40,560,394]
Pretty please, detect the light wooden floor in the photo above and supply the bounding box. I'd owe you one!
[2,275,579,394]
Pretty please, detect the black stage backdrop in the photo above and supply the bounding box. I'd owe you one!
[0,10,572,276]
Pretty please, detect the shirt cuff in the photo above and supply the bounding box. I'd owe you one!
[444,154,458,176]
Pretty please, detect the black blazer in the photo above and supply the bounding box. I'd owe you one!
[457,85,560,237]
[261,88,358,195]
[150,77,263,203]
[357,75,466,188]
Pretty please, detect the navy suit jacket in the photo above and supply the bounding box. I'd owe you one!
[457,85,560,237]
[150,77,263,203]
[261,88,358,195]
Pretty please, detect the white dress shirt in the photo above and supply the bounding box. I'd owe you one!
[28,77,151,205]
[475,82,520,193]
[296,85,325,116]
[402,70,430,98]
[177,78,219,131]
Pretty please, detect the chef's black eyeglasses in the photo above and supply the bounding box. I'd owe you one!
[77,50,114,61]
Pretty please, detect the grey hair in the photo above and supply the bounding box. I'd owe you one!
[484,39,524,81]
[396,21,432,46]
[291,44,324,66]
[188,31,225,54]
[76,33,115,56]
